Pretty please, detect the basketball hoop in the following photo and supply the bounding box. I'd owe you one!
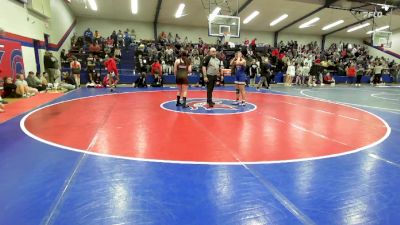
[223,31,231,43]
[208,15,240,38]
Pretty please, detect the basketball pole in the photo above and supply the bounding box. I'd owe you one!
[237,0,239,16]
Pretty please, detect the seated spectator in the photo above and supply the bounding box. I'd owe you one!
[61,72,76,91]
[2,77,22,98]
[152,72,163,87]
[323,71,335,85]
[39,72,49,87]
[114,47,122,59]
[134,72,147,88]
[94,72,102,84]
[15,74,38,97]
[26,71,46,91]
[89,41,101,54]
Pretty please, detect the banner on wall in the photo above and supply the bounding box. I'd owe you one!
[0,39,25,81]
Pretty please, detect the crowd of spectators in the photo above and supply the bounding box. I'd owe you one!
[1,28,400,113]
[59,27,400,88]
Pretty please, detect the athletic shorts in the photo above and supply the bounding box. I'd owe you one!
[235,73,246,85]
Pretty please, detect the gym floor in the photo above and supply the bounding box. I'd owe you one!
[1,85,399,225]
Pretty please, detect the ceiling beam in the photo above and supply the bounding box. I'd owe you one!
[275,0,340,33]
[232,0,253,16]
[349,3,373,10]
[153,0,163,40]
[322,17,373,36]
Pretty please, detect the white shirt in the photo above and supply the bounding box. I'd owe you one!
[286,65,296,76]
[302,66,310,76]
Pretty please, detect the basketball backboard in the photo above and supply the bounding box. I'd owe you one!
[373,31,392,48]
[208,15,240,38]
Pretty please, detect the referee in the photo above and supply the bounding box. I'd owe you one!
[202,48,221,107]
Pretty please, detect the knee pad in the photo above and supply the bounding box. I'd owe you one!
[236,89,240,94]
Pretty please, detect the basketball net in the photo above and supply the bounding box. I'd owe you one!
[223,31,231,43]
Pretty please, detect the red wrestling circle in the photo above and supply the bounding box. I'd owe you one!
[22,91,389,164]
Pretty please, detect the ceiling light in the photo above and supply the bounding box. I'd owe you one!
[243,11,260,24]
[270,14,288,26]
[347,23,370,32]
[376,25,390,31]
[382,4,390,11]
[322,20,344,30]
[299,17,320,29]
[87,0,97,11]
[131,0,138,14]
[366,25,390,34]
[208,7,221,21]
[175,3,185,18]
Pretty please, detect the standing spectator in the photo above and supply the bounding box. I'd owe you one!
[302,62,311,86]
[168,32,173,44]
[250,38,257,52]
[94,30,101,42]
[70,57,81,88]
[285,61,295,87]
[151,59,162,78]
[111,31,118,47]
[87,54,96,84]
[191,54,201,73]
[394,64,400,83]
[175,34,181,44]
[84,28,93,43]
[249,59,259,87]
[346,63,356,85]
[104,53,119,91]
[373,63,383,85]
[124,29,131,48]
[43,51,58,84]
[117,30,124,47]
[356,64,364,87]
[60,49,68,67]
[294,63,303,85]
[257,57,272,90]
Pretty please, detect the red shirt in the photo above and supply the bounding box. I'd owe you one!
[347,66,356,77]
[272,49,279,57]
[151,62,162,75]
[105,58,119,76]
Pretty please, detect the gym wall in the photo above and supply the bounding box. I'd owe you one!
[0,0,75,74]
